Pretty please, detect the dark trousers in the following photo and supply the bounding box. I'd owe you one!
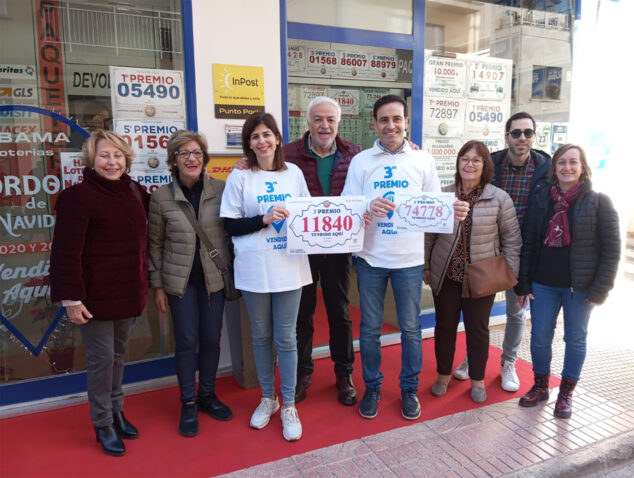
[296,253,354,377]
[168,284,225,403]
[433,278,495,381]
[80,317,134,427]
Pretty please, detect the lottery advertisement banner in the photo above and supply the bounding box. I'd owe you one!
[287,196,366,254]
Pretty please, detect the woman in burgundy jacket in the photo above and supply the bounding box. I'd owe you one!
[50,129,149,457]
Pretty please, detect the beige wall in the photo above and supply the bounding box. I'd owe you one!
[192,0,283,154]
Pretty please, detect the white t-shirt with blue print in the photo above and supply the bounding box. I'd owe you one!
[342,140,441,269]
[220,163,312,293]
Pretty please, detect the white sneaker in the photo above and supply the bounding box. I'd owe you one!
[281,406,302,441]
[454,356,469,381]
[501,360,520,392]
[250,396,280,429]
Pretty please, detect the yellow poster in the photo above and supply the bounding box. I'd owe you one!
[207,156,241,181]
[213,64,265,119]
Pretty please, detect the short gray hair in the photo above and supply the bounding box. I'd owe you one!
[306,96,341,122]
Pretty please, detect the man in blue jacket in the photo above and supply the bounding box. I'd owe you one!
[454,112,551,392]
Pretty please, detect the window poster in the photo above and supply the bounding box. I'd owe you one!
[423,97,466,137]
[467,59,511,101]
[111,66,187,190]
[422,52,511,182]
[424,57,466,97]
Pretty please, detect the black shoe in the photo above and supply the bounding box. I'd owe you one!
[336,374,358,406]
[198,393,233,421]
[112,410,138,439]
[179,402,198,437]
[94,425,125,457]
[294,375,311,403]
[401,390,421,420]
[359,388,381,419]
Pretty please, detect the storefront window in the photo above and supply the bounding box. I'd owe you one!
[421,0,575,311]
[287,0,413,35]
[287,39,412,149]
[0,0,184,387]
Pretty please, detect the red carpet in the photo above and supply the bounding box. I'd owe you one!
[0,335,554,478]
[313,290,399,345]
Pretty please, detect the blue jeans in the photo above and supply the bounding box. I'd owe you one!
[529,282,595,381]
[501,286,527,365]
[242,288,302,405]
[355,257,423,391]
[168,284,225,403]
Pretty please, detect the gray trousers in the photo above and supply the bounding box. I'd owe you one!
[79,317,134,427]
[501,287,527,365]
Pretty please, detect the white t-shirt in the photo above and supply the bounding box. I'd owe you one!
[220,163,312,293]
[342,140,441,269]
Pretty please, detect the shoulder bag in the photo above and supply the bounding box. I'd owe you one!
[460,223,517,299]
[176,200,241,301]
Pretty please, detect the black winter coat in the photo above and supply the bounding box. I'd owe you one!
[515,180,620,304]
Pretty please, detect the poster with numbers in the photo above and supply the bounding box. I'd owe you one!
[367,53,398,81]
[467,60,511,101]
[423,97,465,137]
[298,85,328,111]
[464,100,506,137]
[306,48,338,76]
[424,57,466,97]
[422,137,463,186]
[328,88,360,116]
[110,66,185,120]
[287,45,306,73]
[337,51,369,79]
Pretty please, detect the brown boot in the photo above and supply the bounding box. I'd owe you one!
[519,373,550,407]
[554,377,577,418]
[336,374,358,406]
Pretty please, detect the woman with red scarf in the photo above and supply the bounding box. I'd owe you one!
[515,144,620,419]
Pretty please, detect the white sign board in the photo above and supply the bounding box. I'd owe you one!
[393,192,455,233]
[110,66,185,120]
[286,196,366,254]
[424,57,466,97]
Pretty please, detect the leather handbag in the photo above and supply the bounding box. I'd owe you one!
[175,197,241,301]
[460,224,517,299]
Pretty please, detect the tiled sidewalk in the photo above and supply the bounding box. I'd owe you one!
[222,276,634,477]
[222,382,633,477]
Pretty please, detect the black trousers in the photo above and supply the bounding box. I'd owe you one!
[168,285,225,403]
[296,253,354,377]
[433,278,495,381]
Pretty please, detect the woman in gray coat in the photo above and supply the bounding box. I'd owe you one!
[148,130,232,437]
[424,140,521,403]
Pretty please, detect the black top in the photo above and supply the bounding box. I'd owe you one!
[224,216,267,236]
[532,200,573,288]
[178,175,205,284]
